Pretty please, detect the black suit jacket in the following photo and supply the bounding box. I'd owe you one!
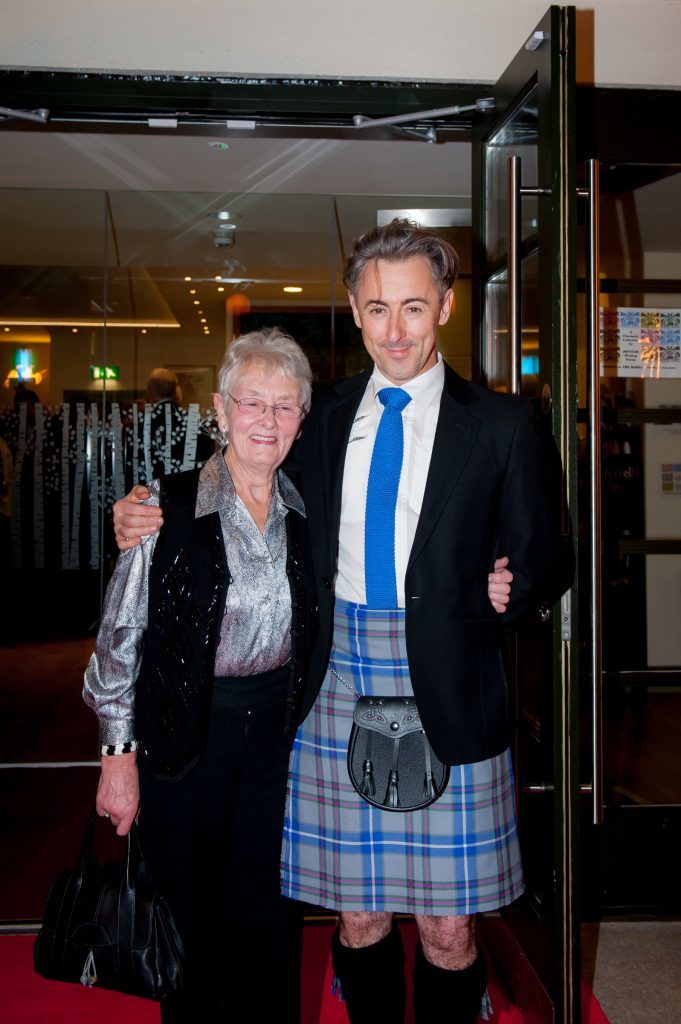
[288,364,560,766]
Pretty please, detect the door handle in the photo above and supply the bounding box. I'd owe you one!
[507,155,522,396]
[584,158,603,826]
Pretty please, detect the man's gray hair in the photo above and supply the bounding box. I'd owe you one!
[217,327,312,411]
[343,218,460,301]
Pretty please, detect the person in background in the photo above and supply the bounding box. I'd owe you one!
[146,366,182,407]
[144,366,214,476]
[84,329,318,1022]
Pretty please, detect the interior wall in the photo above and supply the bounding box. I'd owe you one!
[2,0,681,88]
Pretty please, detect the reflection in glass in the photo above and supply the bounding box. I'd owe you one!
[484,85,539,264]
[483,270,508,392]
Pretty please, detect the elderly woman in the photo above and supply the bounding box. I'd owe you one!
[83,328,317,1022]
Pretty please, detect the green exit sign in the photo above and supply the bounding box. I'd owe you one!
[90,365,120,381]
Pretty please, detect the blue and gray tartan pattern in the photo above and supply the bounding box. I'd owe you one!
[281,599,524,915]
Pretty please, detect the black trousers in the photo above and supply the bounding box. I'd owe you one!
[138,667,300,1022]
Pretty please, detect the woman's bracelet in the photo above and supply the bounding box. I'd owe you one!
[101,740,138,756]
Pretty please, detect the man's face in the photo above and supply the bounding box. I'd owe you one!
[348,256,453,384]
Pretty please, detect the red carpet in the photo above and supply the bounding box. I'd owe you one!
[2,930,610,1023]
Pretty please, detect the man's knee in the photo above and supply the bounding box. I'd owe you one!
[415,913,477,969]
[339,911,393,948]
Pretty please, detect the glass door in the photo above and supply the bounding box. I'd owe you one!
[472,7,579,1022]
[578,161,681,917]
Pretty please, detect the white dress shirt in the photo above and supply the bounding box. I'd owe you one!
[335,354,445,607]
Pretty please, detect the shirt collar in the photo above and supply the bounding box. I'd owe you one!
[195,451,305,519]
[369,352,445,406]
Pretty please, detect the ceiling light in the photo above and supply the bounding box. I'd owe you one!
[215,275,222,281]
[0,319,178,329]
[216,211,231,220]
[141,329,147,334]
[194,300,200,305]
[72,328,78,333]
[184,276,191,282]
[283,286,303,294]
[217,287,225,293]
[200,318,207,323]
[198,310,204,315]
[190,289,196,294]
[377,208,471,228]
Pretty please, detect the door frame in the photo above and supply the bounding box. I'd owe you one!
[471,7,579,1023]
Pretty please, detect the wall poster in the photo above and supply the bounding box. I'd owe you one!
[600,308,681,379]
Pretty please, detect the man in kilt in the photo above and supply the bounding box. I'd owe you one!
[279,220,559,1023]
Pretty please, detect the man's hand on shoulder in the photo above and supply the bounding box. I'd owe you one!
[113,484,162,551]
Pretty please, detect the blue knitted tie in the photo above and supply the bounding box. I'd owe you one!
[364,387,412,608]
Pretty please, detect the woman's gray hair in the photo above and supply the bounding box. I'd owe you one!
[217,327,312,411]
[343,218,460,301]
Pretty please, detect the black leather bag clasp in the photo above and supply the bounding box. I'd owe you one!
[347,696,450,812]
[34,811,184,1000]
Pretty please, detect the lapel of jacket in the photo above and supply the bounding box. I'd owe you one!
[407,365,481,570]
[322,371,370,557]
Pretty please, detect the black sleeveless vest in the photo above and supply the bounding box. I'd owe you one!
[135,468,317,780]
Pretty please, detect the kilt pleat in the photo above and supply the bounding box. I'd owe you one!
[281,600,524,915]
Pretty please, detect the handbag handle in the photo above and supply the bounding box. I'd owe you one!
[119,820,155,972]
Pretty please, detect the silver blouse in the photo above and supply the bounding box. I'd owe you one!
[83,452,305,745]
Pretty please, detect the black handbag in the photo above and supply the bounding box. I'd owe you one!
[34,811,184,1000]
[347,696,451,812]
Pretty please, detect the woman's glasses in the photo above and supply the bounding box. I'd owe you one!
[227,393,304,422]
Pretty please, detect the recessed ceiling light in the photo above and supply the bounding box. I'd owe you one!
[141,329,147,334]
[283,286,303,294]
[215,210,231,220]
[72,328,78,333]
[217,287,225,292]
[215,275,222,281]
[189,289,196,295]
[198,310,203,315]
[200,318,207,323]
[3,327,9,332]
[193,300,200,305]
[184,276,192,282]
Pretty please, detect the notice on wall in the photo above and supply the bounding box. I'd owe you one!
[600,307,681,378]
[661,462,681,496]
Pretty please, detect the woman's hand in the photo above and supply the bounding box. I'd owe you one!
[96,751,140,836]
[488,556,513,614]
[113,485,162,551]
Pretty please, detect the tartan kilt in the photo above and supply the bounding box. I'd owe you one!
[281,599,524,916]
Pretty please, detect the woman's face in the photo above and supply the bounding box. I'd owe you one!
[214,360,304,479]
